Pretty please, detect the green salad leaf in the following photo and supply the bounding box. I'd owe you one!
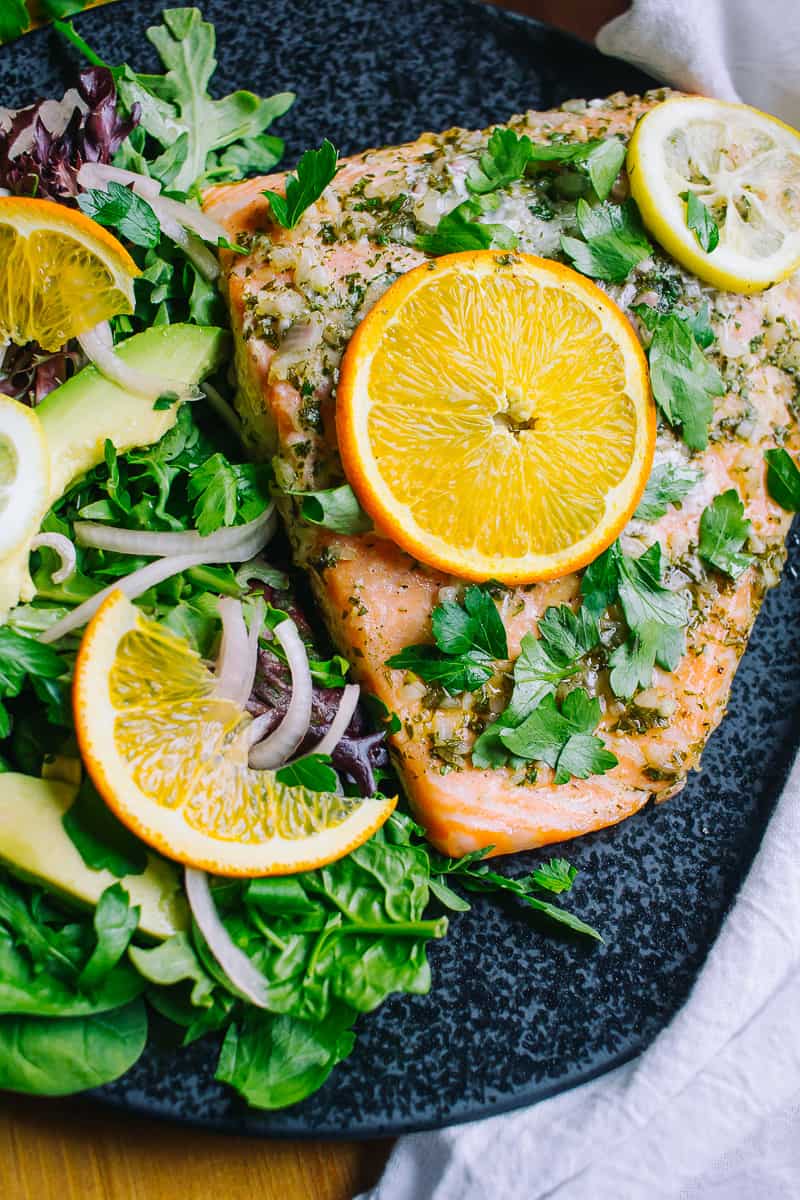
[765,447,800,511]
[0,0,30,45]
[77,182,161,248]
[263,139,338,229]
[561,198,651,282]
[635,461,702,521]
[698,489,753,578]
[79,884,140,992]
[295,484,372,534]
[0,1001,147,1095]
[387,585,507,695]
[63,779,148,877]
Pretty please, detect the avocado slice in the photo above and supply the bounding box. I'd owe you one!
[0,323,229,616]
[37,322,229,499]
[0,773,188,940]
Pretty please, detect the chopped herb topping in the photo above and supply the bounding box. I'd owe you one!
[417,195,517,255]
[500,689,618,785]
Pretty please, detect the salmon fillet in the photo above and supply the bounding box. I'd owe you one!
[205,89,800,857]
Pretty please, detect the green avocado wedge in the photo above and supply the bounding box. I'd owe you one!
[36,323,229,499]
[0,323,229,617]
[0,774,188,941]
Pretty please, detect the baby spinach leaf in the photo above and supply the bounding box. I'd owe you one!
[276,754,339,793]
[215,1005,355,1110]
[79,884,140,992]
[698,489,753,578]
[128,932,216,1008]
[765,447,800,511]
[0,926,143,1017]
[0,1000,147,1095]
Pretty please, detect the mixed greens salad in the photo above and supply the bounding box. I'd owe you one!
[0,8,601,1109]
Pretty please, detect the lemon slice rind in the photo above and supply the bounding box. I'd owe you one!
[0,396,50,560]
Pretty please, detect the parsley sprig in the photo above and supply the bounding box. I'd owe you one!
[635,306,725,451]
[263,139,338,230]
[387,586,507,694]
[698,490,753,579]
[682,191,720,253]
[561,198,652,282]
[635,461,703,521]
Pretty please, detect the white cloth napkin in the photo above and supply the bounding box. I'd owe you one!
[359,5,800,1195]
[360,761,800,1199]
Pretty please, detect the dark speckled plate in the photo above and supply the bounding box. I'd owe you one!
[3,0,799,1139]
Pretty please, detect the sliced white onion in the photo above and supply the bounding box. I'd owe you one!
[74,503,276,559]
[29,533,77,584]
[147,193,228,246]
[310,683,360,757]
[40,512,276,644]
[244,710,277,749]
[77,161,162,200]
[78,323,202,403]
[184,868,269,1009]
[248,619,312,769]
[214,597,259,707]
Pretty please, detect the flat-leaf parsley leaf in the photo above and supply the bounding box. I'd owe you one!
[561,198,651,282]
[698,489,753,578]
[263,139,338,230]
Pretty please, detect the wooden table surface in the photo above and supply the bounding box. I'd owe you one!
[0,2,616,1197]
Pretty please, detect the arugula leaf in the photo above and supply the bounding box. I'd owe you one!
[466,127,533,194]
[115,7,294,192]
[639,309,725,451]
[417,196,517,255]
[263,139,338,230]
[276,754,339,793]
[501,689,617,785]
[682,191,719,253]
[79,884,140,992]
[0,630,66,741]
[698,489,753,578]
[765,447,800,511]
[561,198,651,282]
[635,461,702,521]
[77,182,160,248]
[530,858,577,895]
[388,586,506,694]
[213,134,284,182]
[295,485,372,534]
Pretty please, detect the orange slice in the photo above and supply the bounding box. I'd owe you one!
[73,591,396,876]
[0,196,139,352]
[337,250,655,584]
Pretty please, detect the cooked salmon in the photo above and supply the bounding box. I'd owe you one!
[205,90,800,857]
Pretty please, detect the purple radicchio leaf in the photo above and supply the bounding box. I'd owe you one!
[0,340,85,405]
[0,68,139,201]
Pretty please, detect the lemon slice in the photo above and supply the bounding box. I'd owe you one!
[0,196,139,352]
[336,250,654,584]
[628,96,800,293]
[73,591,395,876]
[0,395,49,559]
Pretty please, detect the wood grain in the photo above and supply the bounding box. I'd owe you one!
[0,2,606,1197]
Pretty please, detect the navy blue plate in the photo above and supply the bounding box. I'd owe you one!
[2,0,798,1139]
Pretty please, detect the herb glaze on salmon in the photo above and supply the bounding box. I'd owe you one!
[205,90,800,857]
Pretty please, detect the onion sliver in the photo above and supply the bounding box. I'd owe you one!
[40,511,276,644]
[310,684,360,757]
[146,193,228,246]
[184,868,269,1009]
[74,503,276,559]
[29,533,76,584]
[249,619,312,769]
[77,162,162,200]
[214,597,259,707]
[79,323,201,403]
